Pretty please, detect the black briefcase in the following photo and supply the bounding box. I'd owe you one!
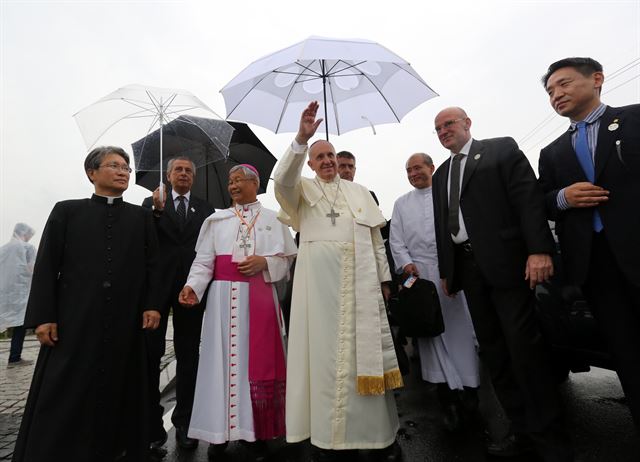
[389,278,444,338]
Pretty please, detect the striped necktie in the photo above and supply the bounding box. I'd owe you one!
[176,195,187,224]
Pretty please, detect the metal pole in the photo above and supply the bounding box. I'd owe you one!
[321,59,329,141]
[159,100,164,197]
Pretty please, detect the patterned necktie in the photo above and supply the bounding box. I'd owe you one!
[575,122,604,232]
[448,154,464,236]
[176,195,187,224]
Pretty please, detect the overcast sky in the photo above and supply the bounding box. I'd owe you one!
[1,0,639,247]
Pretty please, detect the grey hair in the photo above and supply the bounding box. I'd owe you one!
[229,164,260,188]
[13,223,35,240]
[167,156,196,176]
[84,146,130,183]
[406,153,434,169]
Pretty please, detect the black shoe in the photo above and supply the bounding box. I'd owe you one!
[6,358,33,368]
[310,446,341,462]
[175,426,198,450]
[240,440,269,461]
[207,442,228,460]
[148,446,167,461]
[150,429,168,450]
[486,433,533,457]
[380,441,402,461]
[149,429,168,460]
[442,403,462,432]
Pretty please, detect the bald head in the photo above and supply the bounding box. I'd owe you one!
[434,106,472,153]
[437,106,468,119]
[405,153,433,169]
[307,140,338,181]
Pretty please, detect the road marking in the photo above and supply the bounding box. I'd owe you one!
[163,405,176,432]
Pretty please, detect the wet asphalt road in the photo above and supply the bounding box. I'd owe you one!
[157,365,639,462]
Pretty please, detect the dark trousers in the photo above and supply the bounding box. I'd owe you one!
[146,295,204,440]
[584,232,640,430]
[9,325,26,363]
[454,246,572,461]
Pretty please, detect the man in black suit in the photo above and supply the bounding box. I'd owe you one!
[142,156,215,454]
[431,107,572,462]
[539,57,640,432]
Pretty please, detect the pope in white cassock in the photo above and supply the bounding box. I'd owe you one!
[390,153,480,431]
[274,102,402,460]
[179,164,297,457]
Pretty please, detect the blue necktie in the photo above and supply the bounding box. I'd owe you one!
[575,122,603,232]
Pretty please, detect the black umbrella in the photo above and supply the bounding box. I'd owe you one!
[131,114,233,172]
[135,120,277,209]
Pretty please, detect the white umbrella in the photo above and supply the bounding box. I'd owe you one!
[221,36,438,139]
[74,84,233,192]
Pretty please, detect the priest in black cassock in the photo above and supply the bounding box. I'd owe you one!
[12,146,162,462]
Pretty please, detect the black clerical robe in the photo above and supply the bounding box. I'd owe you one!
[12,195,160,462]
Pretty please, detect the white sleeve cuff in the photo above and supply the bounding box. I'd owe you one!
[291,139,307,154]
[556,188,570,210]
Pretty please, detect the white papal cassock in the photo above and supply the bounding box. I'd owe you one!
[274,144,402,450]
[185,202,297,444]
[390,187,480,389]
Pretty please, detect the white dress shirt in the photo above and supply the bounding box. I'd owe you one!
[172,189,191,212]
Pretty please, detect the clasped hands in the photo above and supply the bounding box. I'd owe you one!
[179,256,268,307]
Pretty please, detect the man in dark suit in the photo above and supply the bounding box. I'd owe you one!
[142,156,215,454]
[539,57,640,433]
[431,107,572,462]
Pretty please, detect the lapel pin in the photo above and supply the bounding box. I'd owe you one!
[616,140,625,165]
[474,154,481,160]
[190,207,196,212]
[608,119,619,131]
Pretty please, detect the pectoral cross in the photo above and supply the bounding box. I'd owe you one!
[326,208,340,226]
[239,234,252,256]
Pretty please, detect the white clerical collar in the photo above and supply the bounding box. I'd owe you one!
[450,137,473,157]
[234,200,261,213]
[172,190,191,201]
[416,186,432,195]
[95,194,123,204]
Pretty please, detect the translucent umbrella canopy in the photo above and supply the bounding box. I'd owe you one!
[221,36,438,139]
[74,84,231,171]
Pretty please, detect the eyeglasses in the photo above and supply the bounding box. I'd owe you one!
[99,162,132,173]
[434,118,465,134]
[228,178,254,186]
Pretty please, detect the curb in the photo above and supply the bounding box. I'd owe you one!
[159,358,177,395]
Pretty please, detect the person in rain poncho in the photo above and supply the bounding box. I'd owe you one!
[0,223,36,366]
